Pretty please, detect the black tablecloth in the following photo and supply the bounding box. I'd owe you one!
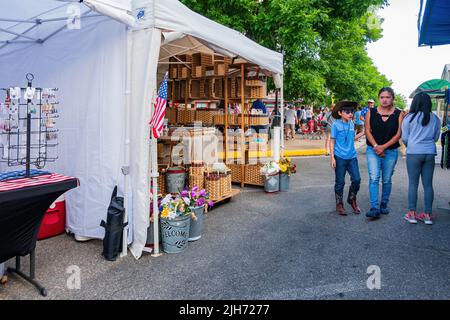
[0,178,78,263]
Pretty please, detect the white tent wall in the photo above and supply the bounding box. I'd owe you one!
[128,27,161,259]
[0,17,130,241]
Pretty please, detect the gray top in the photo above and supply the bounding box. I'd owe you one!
[401,112,441,155]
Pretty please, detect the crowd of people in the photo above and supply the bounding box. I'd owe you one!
[328,87,441,225]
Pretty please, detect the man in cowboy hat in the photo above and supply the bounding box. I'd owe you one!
[330,100,365,215]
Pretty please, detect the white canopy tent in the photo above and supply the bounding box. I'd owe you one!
[0,0,283,259]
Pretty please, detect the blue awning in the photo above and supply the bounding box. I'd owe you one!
[418,0,450,47]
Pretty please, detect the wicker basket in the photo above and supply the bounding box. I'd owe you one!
[165,107,177,125]
[249,115,269,126]
[195,109,221,125]
[205,173,221,201]
[157,164,169,196]
[220,171,232,197]
[189,162,206,176]
[228,163,245,183]
[210,78,223,99]
[189,79,201,99]
[189,174,204,190]
[245,164,264,186]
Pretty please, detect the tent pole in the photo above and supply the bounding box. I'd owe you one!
[241,64,245,188]
[121,27,133,258]
[280,75,284,155]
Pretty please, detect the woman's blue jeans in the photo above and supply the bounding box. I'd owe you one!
[406,154,435,214]
[366,147,398,209]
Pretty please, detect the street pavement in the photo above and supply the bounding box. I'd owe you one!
[1,149,450,300]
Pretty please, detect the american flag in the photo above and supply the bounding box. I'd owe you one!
[149,72,169,139]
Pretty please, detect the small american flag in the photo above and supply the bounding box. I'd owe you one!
[149,72,169,139]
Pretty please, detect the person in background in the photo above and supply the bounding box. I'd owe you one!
[330,101,365,215]
[306,106,313,122]
[251,98,267,114]
[250,98,268,133]
[402,92,441,225]
[365,87,404,220]
[354,107,364,139]
[269,108,281,140]
[284,104,297,140]
[324,105,335,155]
[360,99,375,121]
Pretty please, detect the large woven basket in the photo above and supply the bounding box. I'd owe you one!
[220,171,232,197]
[245,164,264,186]
[189,174,204,190]
[228,163,245,183]
[205,173,221,201]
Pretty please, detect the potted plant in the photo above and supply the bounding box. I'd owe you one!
[180,186,214,241]
[159,194,192,253]
[260,161,280,193]
[278,157,297,191]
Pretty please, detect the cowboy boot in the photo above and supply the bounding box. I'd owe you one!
[347,192,361,214]
[335,193,346,215]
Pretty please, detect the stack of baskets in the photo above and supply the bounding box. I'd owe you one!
[195,109,221,125]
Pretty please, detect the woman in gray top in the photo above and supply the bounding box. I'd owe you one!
[402,92,441,225]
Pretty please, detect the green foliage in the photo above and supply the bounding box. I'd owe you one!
[395,93,408,110]
[180,0,391,105]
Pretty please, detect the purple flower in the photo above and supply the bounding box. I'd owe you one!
[181,190,189,197]
[199,189,206,197]
[208,201,214,208]
[192,186,199,192]
[196,198,205,207]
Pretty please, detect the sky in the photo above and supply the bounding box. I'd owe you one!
[366,0,450,104]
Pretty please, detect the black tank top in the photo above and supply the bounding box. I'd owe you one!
[366,107,401,150]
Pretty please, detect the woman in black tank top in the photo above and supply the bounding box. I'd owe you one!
[364,87,405,219]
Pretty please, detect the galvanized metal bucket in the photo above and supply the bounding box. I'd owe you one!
[166,167,186,194]
[188,205,205,241]
[279,172,290,191]
[160,214,191,253]
[146,221,162,245]
[263,172,279,193]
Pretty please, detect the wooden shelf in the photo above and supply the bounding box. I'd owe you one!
[211,188,240,203]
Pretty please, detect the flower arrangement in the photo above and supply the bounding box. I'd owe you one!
[180,185,214,209]
[278,157,297,176]
[159,194,191,220]
[260,161,280,176]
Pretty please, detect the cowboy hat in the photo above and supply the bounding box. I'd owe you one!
[332,100,360,119]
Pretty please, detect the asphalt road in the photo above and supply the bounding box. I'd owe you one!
[1,151,450,300]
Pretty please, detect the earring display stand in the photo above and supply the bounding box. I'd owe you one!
[0,73,58,178]
[0,74,61,296]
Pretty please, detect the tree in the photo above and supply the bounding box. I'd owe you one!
[395,93,408,110]
[180,0,391,106]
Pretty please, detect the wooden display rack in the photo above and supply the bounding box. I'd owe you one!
[164,56,270,189]
[210,188,240,205]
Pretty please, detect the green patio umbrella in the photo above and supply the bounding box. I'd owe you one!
[409,79,450,98]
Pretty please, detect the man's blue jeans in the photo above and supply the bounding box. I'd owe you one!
[366,146,398,209]
[334,156,361,198]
